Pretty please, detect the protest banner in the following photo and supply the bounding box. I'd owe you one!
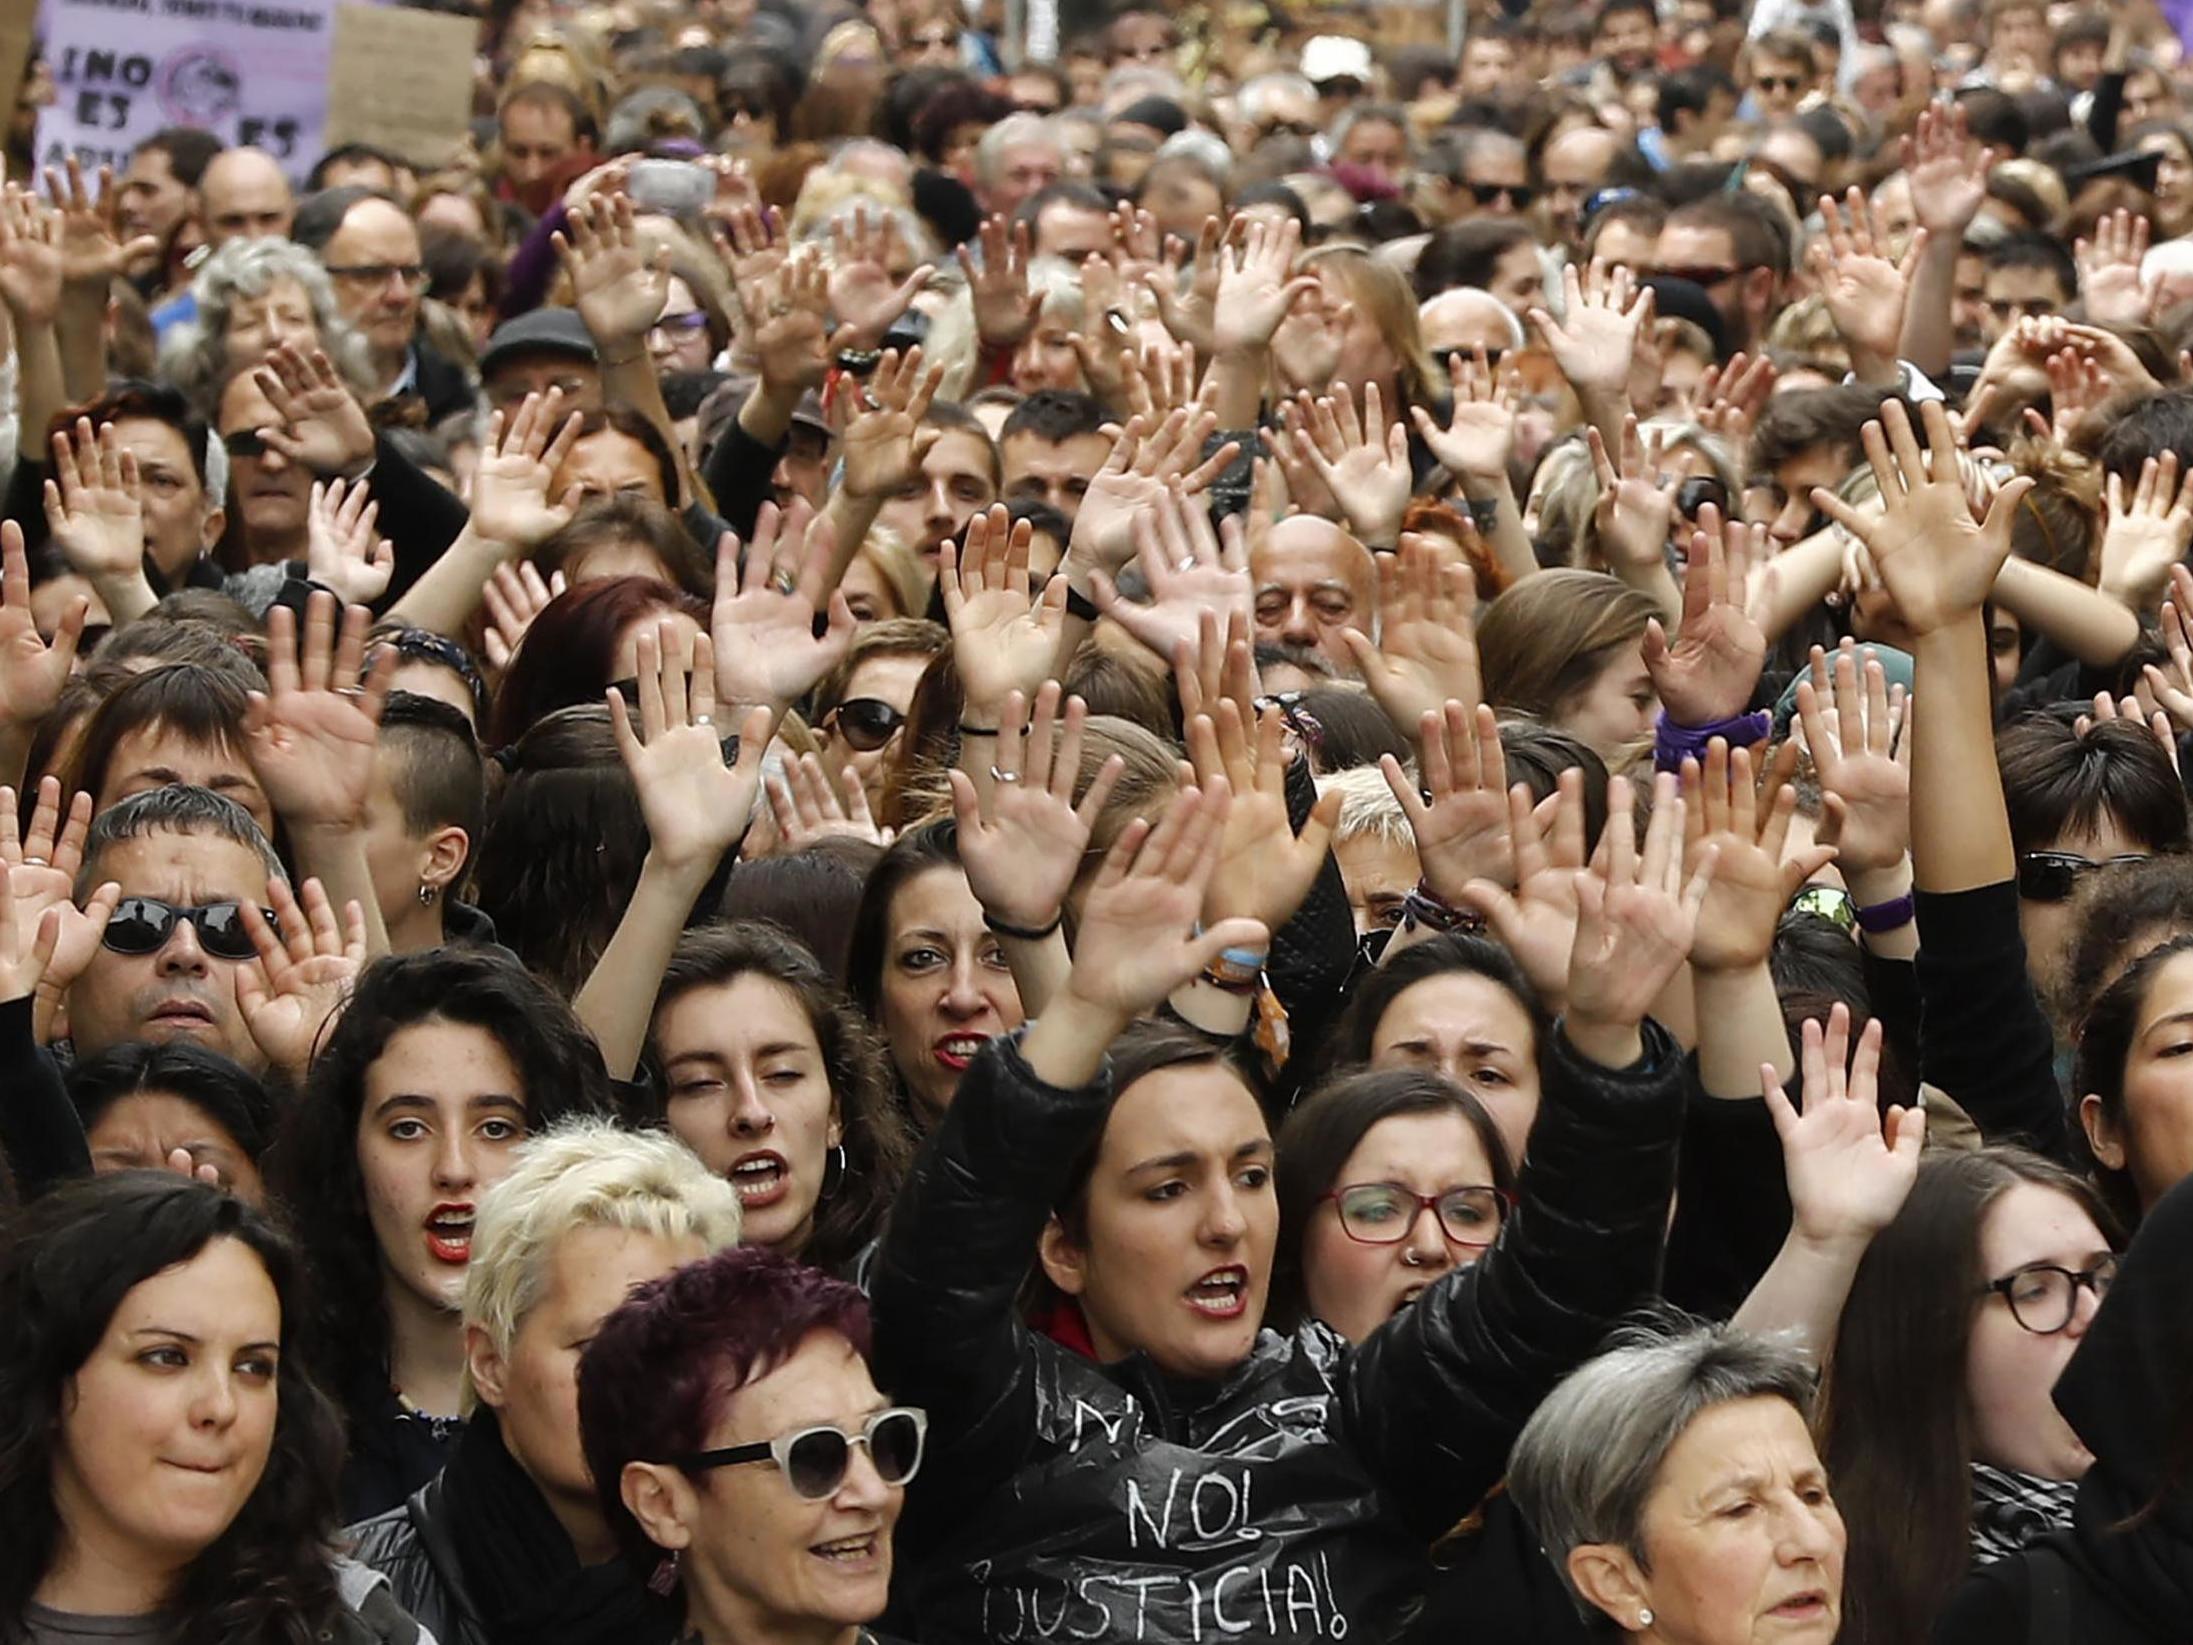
[35,0,340,185]
[323,2,476,171]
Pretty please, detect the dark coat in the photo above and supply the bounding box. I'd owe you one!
[871,1019,1685,1643]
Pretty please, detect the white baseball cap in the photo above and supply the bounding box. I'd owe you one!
[1301,35,1374,85]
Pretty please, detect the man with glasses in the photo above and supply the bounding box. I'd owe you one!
[1655,192,1791,355]
[299,187,470,417]
[58,786,284,1071]
[1445,127,1534,221]
[1744,29,1820,120]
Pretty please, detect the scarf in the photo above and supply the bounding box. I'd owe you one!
[440,1407,682,1645]
[1969,1462,2077,1565]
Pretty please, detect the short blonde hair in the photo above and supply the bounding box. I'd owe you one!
[1316,764,1414,849]
[461,1119,741,1404]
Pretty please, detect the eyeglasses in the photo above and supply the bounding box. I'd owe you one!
[1656,263,1754,288]
[1675,475,1730,521]
[1321,1182,1512,1249]
[1466,181,1536,208]
[101,897,273,962]
[223,430,268,459]
[826,697,906,752]
[908,28,957,46]
[1432,344,1505,373]
[1788,883,1857,932]
[1256,119,1322,139]
[323,262,429,290]
[1979,1256,2117,1335]
[649,310,710,340]
[681,1407,928,1500]
[2016,850,2148,904]
[1753,74,1806,94]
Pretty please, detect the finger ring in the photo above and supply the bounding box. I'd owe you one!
[337,686,366,701]
[768,299,792,317]
[769,569,798,595]
[989,765,1022,783]
[22,856,44,867]
[694,713,712,726]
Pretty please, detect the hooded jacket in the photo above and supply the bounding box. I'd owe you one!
[1934,1171,2193,1645]
[871,1019,1684,1644]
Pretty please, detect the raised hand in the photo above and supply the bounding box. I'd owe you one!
[306,478,395,606]
[0,189,63,327]
[1384,701,1510,905]
[0,520,86,730]
[827,204,934,352]
[1068,408,1236,579]
[0,858,85,1004]
[2075,208,2156,331]
[1118,334,1201,426]
[1564,772,1715,1065]
[1693,350,1776,450]
[1346,537,1481,735]
[1797,645,1911,878]
[609,617,771,873]
[2099,451,2193,611]
[710,501,854,714]
[1587,416,1677,582]
[43,417,145,585]
[739,247,832,395]
[555,189,671,348]
[2142,564,2193,732]
[1090,482,1251,664]
[950,684,1123,933]
[234,876,367,1078]
[1809,188,1926,374]
[1211,216,1317,355]
[1810,397,2033,638]
[1645,504,1772,726]
[1528,258,1653,400]
[1763,1004,1924,1248]
[832,345,945,501]
[0,780,111,1027]
[468,388,584,550]
[1141,215,1222,356]
[765,752,894,851]
[1901,101,1992,240]
[2076,689,2181,774]
[939,505,1068,715]
[1455,768,1593,1005]
[1286,383,1411,546]
[243,592,395,829]
[1413,346,1518,483]
[252,341,376,476]
[1189,701,1342,933]
[480,561,565,673]
[44,157,158,289]
[1681,739,1834,974]
[958,214,1042,349]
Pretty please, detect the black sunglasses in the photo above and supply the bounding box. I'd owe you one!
[1467,181,1536,207]
[827,697,906,752]
[1676,475,1730,521]
[681,1407,927,1500]
[1753,74,1805,94]
[1432,344,1505,373]
[101,897,271,962]
[2016,850,2148,904]
[223,430,268,459]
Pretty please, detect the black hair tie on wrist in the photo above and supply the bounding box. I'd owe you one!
[983,908,1063,942]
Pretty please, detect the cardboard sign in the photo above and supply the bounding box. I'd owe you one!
[35,0,341,184]
[322,2,477,171]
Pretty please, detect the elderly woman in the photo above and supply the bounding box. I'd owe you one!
[578,1246,920,1645]
[158,236,372,417]
[1509,1323,1846,1645]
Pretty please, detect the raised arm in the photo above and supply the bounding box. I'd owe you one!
[1411,347,1538,588]
[1345,771,1713,1536]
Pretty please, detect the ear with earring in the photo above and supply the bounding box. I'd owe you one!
[1638,1610,1654,1630]
[417,880,440,906]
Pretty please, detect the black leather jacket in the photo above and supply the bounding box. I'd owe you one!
[871,1018,1685,1644]
[347,1475,486,1645]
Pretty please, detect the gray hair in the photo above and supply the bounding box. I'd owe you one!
[976,113,1063,186]
[78,785,286,900]
[1508,1322,1819,1618]
[1152,129,1233,186]
[1237,72,1316,124]
[158,236,368,417]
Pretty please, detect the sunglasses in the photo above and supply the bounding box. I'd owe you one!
[2016,850,2148,904]
[101,897,272,962]
[1753,74,1806,94]
[223,430,268,459]
[682,1407,928,1500]
[1675,475,1730,520]
[1656,263,1752,288]
[1466,181,1536,207]
[1432,344,1505,373]
[827,697,905,752]
[1788,884,1857,933]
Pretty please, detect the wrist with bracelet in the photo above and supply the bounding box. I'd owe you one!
[982,907,1062,942]
[1199,945,1269,995]
[1653,709,1772,774]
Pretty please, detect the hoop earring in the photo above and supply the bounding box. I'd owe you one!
[820,1143,847,1199]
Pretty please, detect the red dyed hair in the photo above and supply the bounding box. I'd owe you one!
[485,574,705,749]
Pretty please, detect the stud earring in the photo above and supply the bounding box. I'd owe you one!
[1638,1609,1654,1629]
[417,880,438,906]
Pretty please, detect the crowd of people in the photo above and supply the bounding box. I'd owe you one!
[5,0,2193,1639]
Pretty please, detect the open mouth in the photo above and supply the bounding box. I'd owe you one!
[424,1204,475,1265]
[1768,1592,1829,1623]
[811,1531,880,1565]
[932,1034,988,1072]
[1185,1265,1249,1319]
[729,1151,789,1207]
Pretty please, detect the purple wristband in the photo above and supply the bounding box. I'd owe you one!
[1653,710,1773,773]
[1855,891,1916,934]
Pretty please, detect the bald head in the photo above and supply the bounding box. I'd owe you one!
[1254,516,1377,668]
[1419,288,1525,354]
[1541,126,1622,244]
[198,148,295,247]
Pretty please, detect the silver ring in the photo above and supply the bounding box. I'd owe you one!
[693,713,712,726]
[769,569,798,595]
[22,855,45,867]
[988,765,1021,783]
[768,298,792,317]
[337,686,366,701]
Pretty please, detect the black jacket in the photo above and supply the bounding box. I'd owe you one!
[1935,1171,2193,1645]
[349,1473,484,1645]
[871,1018,1684,1643]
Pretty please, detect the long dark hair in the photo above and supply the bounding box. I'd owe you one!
[1269,1067,1518,1330]
[844,817,963,1029]
[2074,930,2193,1227]
[0,1172,346,1645]
[268,948,614,1434]
[68,1041,274,1163]
[649,921,915,1274]
[1818,1147,2122,1645]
